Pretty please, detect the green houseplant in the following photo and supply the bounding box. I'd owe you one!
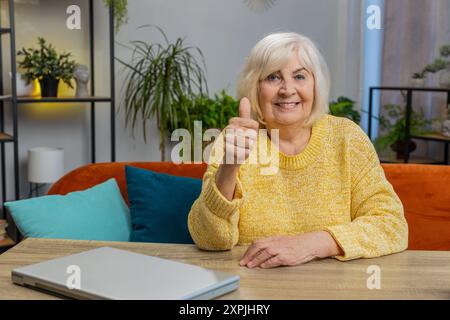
[328,96,361,124]
[411,71,426,87]
[117,26,208,160]
[103,0,128,33]
[374,104,434,159]
[413,44,450,87]
[172,90,239,134]
[170,90,239,161]
[17,37,76,97]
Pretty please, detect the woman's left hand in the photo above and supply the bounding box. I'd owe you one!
[239,231,343,269]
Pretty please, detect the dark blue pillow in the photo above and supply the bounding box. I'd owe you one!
[125,165,201,244]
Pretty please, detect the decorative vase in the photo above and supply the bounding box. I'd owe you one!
[439,66,450,88]
[73,64,89,97]
[9,72,35,97]
[410,77,425,87]
[390,140,417,160]
[39,77,59,97]
[442,120,450,137]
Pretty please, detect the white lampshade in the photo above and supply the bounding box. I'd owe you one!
[28,147,64,183]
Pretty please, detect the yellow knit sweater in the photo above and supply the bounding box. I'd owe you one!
[188,114,408,261]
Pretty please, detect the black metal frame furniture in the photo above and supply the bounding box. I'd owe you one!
[368,86,450,164]
[0,0,116,245]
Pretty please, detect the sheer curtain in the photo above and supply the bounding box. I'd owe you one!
[380,0,450,160]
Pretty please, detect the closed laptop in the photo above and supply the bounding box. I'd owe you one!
[11,247,240,300]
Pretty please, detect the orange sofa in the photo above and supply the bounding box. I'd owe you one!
[48,162,450,251]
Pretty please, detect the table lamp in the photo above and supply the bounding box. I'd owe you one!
[28,147,64,197]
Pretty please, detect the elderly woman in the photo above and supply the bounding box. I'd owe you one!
[188,32,408,268]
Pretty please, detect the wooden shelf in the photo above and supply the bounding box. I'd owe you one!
[0,28,11,34]
[17,96,112,103]
[0,132,14,142]
[0,94,12,100]
[371,86,450,92]
[379,155,444,164]
[0,235,16,248]
[411,133,450,143]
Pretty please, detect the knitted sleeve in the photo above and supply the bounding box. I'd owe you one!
[323,123,409,261]
[187,135,243,251]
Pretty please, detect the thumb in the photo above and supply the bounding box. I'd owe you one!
[239,97,252,119]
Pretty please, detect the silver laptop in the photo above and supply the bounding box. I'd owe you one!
[11,247,240,300]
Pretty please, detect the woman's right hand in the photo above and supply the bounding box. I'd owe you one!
[215,97,259,201]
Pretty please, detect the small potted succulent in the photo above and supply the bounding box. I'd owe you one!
[17,37,76,97]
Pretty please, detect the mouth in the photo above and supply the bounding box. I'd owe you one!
[274,101,301,110]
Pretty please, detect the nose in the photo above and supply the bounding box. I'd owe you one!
[278,79,296,96]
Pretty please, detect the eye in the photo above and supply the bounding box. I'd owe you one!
[266,73,281,82]
[294,74,306,80]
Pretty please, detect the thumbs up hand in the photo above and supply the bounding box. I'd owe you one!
[222,97,260,166]
[239,97,252,119]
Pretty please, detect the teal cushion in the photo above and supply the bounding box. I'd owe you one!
[5,179,131,241]
[125,165,201,244]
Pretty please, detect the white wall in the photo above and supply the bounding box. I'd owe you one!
[1,0,363,200]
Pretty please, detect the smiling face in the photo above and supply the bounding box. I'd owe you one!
[258,50,315,129]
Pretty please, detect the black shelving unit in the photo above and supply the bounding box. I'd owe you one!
[0,0,19,249]
[368,86,450,164]
[1,0,116,243]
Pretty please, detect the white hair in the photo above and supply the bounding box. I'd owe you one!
[237,32,330,127]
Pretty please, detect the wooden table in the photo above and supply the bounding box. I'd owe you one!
[0,238,449,300]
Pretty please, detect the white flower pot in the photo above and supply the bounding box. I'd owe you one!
[410,78,425,87]
[442,120,450,137]
[439,67,450,88]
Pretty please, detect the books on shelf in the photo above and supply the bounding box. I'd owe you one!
[0,219,8,241]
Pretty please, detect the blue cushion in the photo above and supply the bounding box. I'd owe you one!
[5,179,131,241]
[125,165,201,244]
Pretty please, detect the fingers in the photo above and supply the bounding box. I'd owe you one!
[221,97,258,166]
[224,142,251,164]
[239,235,322,269]
[225,130,256,148]
[223,125,257,165]
[239,97,252,119]
[260,256,282,269]
[246,250,273,268]
[229,117,259,131]
[239,239,269,266]
[240,239,280,268]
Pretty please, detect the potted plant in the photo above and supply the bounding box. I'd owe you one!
[117,26,208,160]
[169,90,238,161]
[411,71,426,87]
[173,90,238,133]
[414,44,450,88]
[374,104,434,159]
[437,45,450,88]
[442,108,450,137]
[17,37,76,97]
[328,96,361,124]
